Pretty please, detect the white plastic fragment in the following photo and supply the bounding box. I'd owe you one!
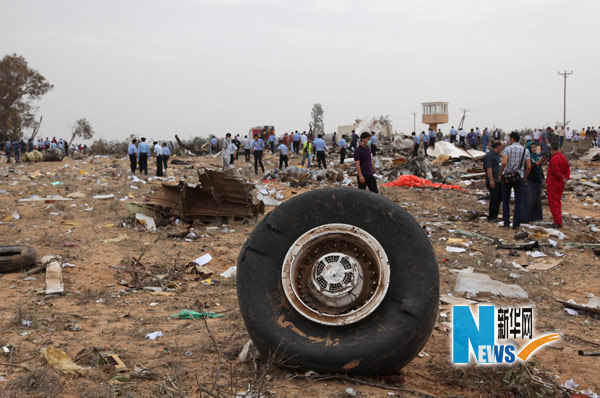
[135,213,156,231]
[527,250,547,258]
[455,271,529,299]
[193,253,212,267]
[563,378,579,389]
[146,331,163,340]
[445,246,466,253]
[220,266,237,278]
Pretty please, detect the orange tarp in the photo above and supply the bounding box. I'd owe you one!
[383,175,464,191]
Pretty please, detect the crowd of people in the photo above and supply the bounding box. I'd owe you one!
[411,125,600,157]
[202,129,381,193]
[483,131,571,230]
[209,129,379,174]
[127,137,171,176]
[4,124,578,224]
[3,136,89,163]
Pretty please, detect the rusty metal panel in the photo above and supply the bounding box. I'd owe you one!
[144,170,264,220]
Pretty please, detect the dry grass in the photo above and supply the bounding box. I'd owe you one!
[2,368,62,398]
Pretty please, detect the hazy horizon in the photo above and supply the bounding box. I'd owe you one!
[2,0,599,142]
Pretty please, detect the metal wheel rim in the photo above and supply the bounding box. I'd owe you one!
[281,223,390,326]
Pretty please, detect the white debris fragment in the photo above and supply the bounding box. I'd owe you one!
[445,246,466,253]
[563,378,579,389]
[146,331,163,340]
[564,308,579,316]
[193,253,212,267]
[93,194,115,200]
[135,213,156,231]
[527,250,547,258]
[257,193,282,206]
[455,271,529,299]
[220,266,237,278]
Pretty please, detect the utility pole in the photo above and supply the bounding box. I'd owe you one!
[558,70,573,129]
[411,112,418,133]
[458,108,469,131]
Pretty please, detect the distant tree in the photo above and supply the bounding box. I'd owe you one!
[311,103,324,137]
[0,54,53,142]
[69,118,95,147]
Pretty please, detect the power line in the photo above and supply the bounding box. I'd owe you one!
[558,70,573,128]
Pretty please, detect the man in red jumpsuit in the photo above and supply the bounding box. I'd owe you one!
[546,141,570,228]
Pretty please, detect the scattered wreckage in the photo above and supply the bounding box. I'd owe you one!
[131,169,264,223]
[22,148,65,162]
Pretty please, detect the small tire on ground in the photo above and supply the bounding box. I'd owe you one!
[236,188,439,374]
[0,246,38,273]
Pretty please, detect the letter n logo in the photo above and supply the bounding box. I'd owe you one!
[452,306,495,364]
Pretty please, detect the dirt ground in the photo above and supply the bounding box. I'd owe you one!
[0,150,599,398]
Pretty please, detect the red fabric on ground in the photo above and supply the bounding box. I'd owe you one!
[383,174,464,190]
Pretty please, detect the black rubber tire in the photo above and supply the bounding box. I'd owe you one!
[0,246,37,273]
[236,188,439,374]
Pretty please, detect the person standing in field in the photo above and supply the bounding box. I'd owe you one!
[370,132,378,156]
[242,135,251,162]
[350,130,358,151]
[252,135,265,174]
[153,141,163,176]
[481,128,490,152]
[449,126,457,144]
[546,142,570,228]
[210,136,217,154]
[137,137,149,175]
[354,132,379,193]
[483,141,502,221]
[522,142,545,223]
[412,132,420,158]
[4,140,11,163]
[301,137,313,168]
[128,139,138,173]
[161,143,170,171]
[313,134,327,169]
[338,135,347,164]
[278,139,289,169]
[499,132,531,229]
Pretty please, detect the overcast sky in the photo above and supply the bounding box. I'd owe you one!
[2,0,599,141]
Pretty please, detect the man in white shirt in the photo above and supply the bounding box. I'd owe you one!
[153,141,163,176]
[301,132,308,146]
[532,129,541,141]
[565,127,573,142]
[222,133,237,170]
[458,128,466,146]
[555,126,565,148]
[242,135,251,162]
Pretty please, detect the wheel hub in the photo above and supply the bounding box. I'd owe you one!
[282,224,390,326]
